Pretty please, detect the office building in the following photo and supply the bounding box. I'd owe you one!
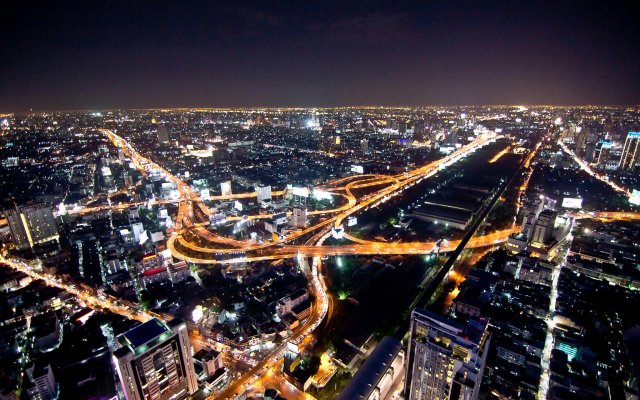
[360,139,369,152]
[593,140,612,167]
[531,209,556,245]
[255,184,272,202]
[290,207,307,228]
[405,309,489,400]
[113,318,198,400]
[619,132,640,171]
[6,204,59,250]
[337,336,404,400]
[220,181,232,196]
[25,362,57,400]
[157,125,169,144]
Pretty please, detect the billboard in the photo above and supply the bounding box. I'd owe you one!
[234,200,243,211]
[630,189,640,206]
[332,226,344,240]
[351,165,364,174]
[347,217,358,227]
[291,186,310,198]
[562,197,583,209]
[313,189,332,201]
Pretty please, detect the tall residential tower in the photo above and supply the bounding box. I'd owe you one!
[619,132,640,171]
[5,204,59,250]
[405,309,490,400]
[113,318,198,400]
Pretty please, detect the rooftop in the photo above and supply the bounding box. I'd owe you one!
[122,318,169,349]
[336,336,402,400]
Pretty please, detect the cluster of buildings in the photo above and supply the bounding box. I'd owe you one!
[337,309,491,400]
[507,195,572,260]
[1,107,639,400]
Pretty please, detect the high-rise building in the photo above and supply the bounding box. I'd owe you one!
[289,207,307,228]
[6,204,59,250]
[113,318,198,400]
[593,140,612,167]
[220,181,232,196]
[405,309,490,400]
[25,362,57,400]
[619,132,640,171]
[360,139,369,153]
[255,184,272,202]
[531,209,556,245]
[157,125,169,144]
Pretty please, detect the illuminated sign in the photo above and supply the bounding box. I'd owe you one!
[332,226,344,240]
[291,186,310,198]
[313,189,332,201]
[234,200,243,211]
[347,217,357,227]
[629,189,640,206]
[350,165,364,174]
[192,305,204,323]
[561,197,583,209]
[628,132,640,139]
[439,146,455,154]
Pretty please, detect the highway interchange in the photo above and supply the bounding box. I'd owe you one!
[3,129,640,399]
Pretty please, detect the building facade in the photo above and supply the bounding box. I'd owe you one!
[113,318,198,400]
[6,204,59,250]
[405,309,490,400]
[619,132,640,171]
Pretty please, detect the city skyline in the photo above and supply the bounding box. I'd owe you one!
[1,1,640,399]
[2,1,640,112]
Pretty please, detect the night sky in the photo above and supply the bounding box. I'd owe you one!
[1,0,639,111]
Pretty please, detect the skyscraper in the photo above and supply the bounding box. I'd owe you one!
[360,138,369,153]
[220,181,232,196]
[593,139,612,167]
[157,125,169,144]
[405,309,490,400]
[531,209,556,245]
[290,207,307,228]
[5,204,59,250]
[113,318,198,400]
[619,132,640,171]
[255,184,272,202]
[25,362,57,400]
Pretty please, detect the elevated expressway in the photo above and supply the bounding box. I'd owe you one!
[165,131,504,263]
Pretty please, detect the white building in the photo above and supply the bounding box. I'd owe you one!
[275,289,309,318]
[220,181,232,196]
[130,222,146,244]
[255,184,272,202]
[290,207,307,228]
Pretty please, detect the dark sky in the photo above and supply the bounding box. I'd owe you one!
[1,0,639,111]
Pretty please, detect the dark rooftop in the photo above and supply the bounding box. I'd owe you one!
[122,318,168,349]
[336,336,402,400]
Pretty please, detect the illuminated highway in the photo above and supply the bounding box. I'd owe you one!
[559,140,631,197]
[7,130,640,400]
[0,253,153,323]
[163,131,502,264]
